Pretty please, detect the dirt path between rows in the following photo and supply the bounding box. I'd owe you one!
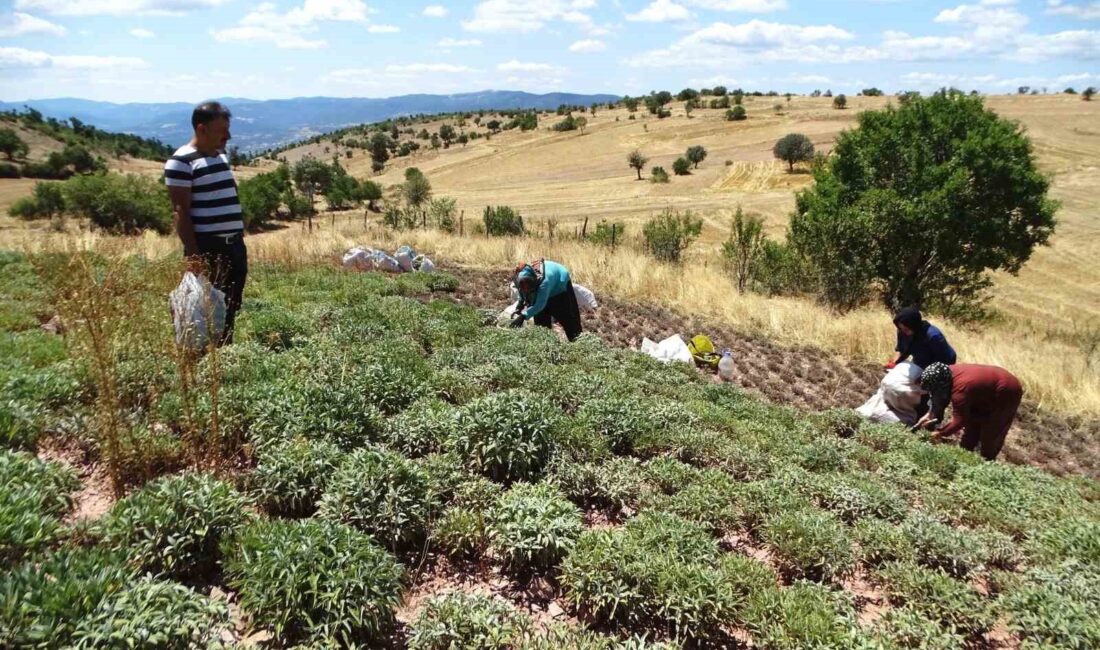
[436,265,1100,480]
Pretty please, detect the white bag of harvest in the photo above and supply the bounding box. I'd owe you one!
[372,251,401,273]
[413,255,435,273]
[169,272,226,351]
[856,390,905,425]
[395,248,415,272]
[342,247,376,270]
[498,301,521,327]
[573,283,598,312]
[640,334,693,365]
[856,361,924,426]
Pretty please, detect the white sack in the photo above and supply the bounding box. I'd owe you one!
[417,256,436,273]
[373,251,401,273]
[573,283,598,312]
[169,272,226,352]
[856,361,925,426]
[640,334,694,365]
[342,247,376,271]
[395,249,415,272]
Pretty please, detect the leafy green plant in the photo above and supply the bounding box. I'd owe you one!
[643,469,741,536]
[869,605,964,650]
[448,390,560,483]
[561,512,767,640]
[71,577,228,649]
[761,509,855,582]
[1025,517,1100,567]
[899,514,983,578]
[489,482,583,571]
[434,507,489,560]
[548,456,649,512]
[853,519,915,568]
[318,446,438,552]
[874,562,994,638]
[998,561,1100,649]
[222,518,404,646]
[97,472,252,580]
[250,436,342,516]
[804,474,907,523]
[0,449,79,563]
[483,205,525,236]
[642,208,702,263]
[744,582,862,650]
[408,593,531,650]
[384,397,457,458]
[576,396,653,454]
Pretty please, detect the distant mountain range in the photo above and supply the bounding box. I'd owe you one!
[0,91,622,152]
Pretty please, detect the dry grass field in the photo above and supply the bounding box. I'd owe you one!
[2,94,1098,426]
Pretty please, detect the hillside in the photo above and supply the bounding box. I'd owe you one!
[2,253,1098,647]
[0,91,622,153]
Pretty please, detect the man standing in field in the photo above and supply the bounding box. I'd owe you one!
[164,101,247,345]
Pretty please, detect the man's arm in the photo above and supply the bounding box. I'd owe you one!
[168,185,202,272]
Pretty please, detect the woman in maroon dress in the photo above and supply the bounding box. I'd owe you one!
[914,362,1024,461]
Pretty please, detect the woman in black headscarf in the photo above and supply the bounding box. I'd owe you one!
[887,306,957,370]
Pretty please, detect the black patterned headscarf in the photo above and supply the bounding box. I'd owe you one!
[920,362,954,421]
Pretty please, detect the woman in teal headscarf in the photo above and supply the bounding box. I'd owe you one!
[511,259,583,341]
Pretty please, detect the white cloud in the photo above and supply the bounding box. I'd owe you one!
[438,37,482,46]
[211,0,382,49]
[1046,0,1100,20]
[788,73,831,84]
[900,70,1100,91]
[129,27,155,38]
[423,4,448,17]
[627,0,691,22]
[0,45,147,69]
[569,38,606,52]
[14,0,227,16]
[497,59,557,72]
[385,63,476,74]
[691,19,854,45]
[368,24,399,32]
[683,0,787,11]
[0,12,67,37]
[462,0,595,33]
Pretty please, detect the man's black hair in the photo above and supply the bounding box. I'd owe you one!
[191,101,231,129]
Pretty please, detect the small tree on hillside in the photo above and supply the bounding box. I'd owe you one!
[721,206,765,292]
[439,124,457,147]
[642,208,703,263]
[1084,87,1097,101]
[684,101,693,118]
[369,132,390,171]
[483,205,524,236]
[672,157,691,176]
[292,157,333,227]
[789,90,1058,314]
[358,179,382,211]
[833,94,847,109]
[486,119,501,133]
[575,116,588,134]
[727,106,747,121]
[773,133,815,172]
[0,128,29,160]
[403,168,432,208]
[685,145,707,169]
[623,96,640,113]
[628,150,648,180]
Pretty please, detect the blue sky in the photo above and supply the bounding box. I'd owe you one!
[1,0,1097,103]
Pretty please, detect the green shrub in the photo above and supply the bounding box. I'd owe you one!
[900,514,983,578]
[418,452,469,503]
[548,456,649,512]
[999,562,1100,649]
[869,605,964,650]
[223,519,404,645]
[744,582,862,650]
[97,473,251,580]
[736,477,814,535]
[62,173,172,234]
[810,408,862,438]
[650,166,669,183]
[937,462,1080,537]
[0,161,19,178]
[561,512,765,640]
[726,105,747,121]
[672,157,691,175]
[854,519,915,568]
[576,395,653,454]
[70,577,228,649]
[0,449,79,563]
[434,507,489,559]
[874,562,994,638]
[237,302,310,350]
[0,401,39,451]
[642,457,705,494]
[1025,517,1100,567]
[250,436,342,516]
[318,446,438,552]
[408,593,531,650]
[384,397,457,457]
[643,470,741,536]
[642,208,702,263]
[448,390,560,483]
[804,474,907,523]
[250,372,387,450]
[761,509,855,582]
[1,548,226,648]
[489,482,583,571]
[483,205,525,236]
[9,181,65,220]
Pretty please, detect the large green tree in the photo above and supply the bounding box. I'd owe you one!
[788,90,1058,314]
[0,128,29,160]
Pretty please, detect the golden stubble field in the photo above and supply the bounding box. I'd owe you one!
[2,94,1098,420]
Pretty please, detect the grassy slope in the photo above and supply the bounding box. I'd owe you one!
[1,254,1098,647]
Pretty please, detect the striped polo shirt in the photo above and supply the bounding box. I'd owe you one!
[163,144,243,234]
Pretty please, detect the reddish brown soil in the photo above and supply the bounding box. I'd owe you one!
[434,265,1100,480]
[37,435,116,523]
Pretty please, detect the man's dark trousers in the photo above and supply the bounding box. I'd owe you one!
[195,232,247,345]
[532,280,583,342]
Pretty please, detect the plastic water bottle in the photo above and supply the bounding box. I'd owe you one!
[718,348,734,381]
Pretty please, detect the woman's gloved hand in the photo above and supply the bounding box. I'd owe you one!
[509,314,525,329]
